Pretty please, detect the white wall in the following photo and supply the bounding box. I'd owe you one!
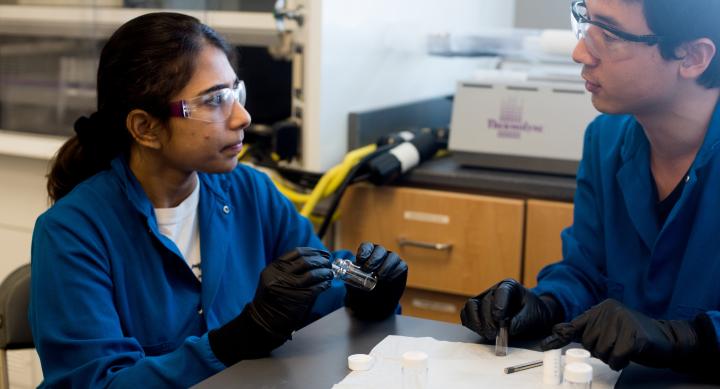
[515,0,572,29]
[0,155,50,274]
[300,0,516,172]
[0,154,49,388]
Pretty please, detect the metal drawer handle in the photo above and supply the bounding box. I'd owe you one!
[410,298,458,314]
[397,237,453,251]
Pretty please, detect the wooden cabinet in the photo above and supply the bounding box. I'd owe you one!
[337,185,524,296]
[337,185,525,322]
[399,287,468,324]
[523,199,574,288]
[336,186,574,323]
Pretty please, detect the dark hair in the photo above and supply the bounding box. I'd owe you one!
[635,0,720,88]
[47,12,232,202]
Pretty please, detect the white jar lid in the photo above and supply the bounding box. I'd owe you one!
[348,354,374,371]
[401,351,429,369]
[565,348,591,361]
[564,362,593,383]
[565,348,591,367]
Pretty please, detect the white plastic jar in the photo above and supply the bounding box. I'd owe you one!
[401,351,429,389]
[563,362,593,389]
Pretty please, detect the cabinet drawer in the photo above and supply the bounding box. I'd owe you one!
[400,288,468,324]
[524,199,573,287]
[337,185,523,296]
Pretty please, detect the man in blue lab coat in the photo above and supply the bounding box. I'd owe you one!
[460,0,720,373]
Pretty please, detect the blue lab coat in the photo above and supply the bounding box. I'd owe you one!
[534,105,720,349]
[29,157,346,388]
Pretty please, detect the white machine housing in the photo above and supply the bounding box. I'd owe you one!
[449,78,599,175]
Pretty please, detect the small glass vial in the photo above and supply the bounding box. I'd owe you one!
[563,362,593,389]
[401,351,429,389]
[332,258,377,291]
[495,321,509,356]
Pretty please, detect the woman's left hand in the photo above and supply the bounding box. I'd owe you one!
[344,242,408,320]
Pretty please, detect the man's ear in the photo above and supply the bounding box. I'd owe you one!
[126,109,163,149]
[678,38,716,80]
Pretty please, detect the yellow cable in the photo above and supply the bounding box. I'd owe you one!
[300,164,341,216]
[269,143,441,220]
[324,144,376,194]
[273,178,311,204]
[237,144,250,161]
[299,144,377,217]
[435,149,449,158]
[261,143,377,217]
[308,208,342,227]
[277,143,378,204]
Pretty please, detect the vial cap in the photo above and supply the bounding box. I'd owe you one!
[565,348,591,365]
[401,351,429,369]
[564,362,593,383]
[348,354,374,371]
[543,348,561,360]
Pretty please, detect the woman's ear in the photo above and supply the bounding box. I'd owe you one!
[126,109,163,150]
[678,38,716,80]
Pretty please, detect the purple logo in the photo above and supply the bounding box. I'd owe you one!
[488,98,543,139]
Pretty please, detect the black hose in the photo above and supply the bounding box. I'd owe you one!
[316,145,393,239]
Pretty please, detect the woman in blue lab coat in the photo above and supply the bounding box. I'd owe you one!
[460,0,720,373]
[29,12,407,388]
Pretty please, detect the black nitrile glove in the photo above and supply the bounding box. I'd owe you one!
[344,242,408,320]
[209,247,333,366]
[540,298,720,373]
[460,278,563,342]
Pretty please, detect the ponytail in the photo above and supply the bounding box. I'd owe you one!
[47,110,130,203]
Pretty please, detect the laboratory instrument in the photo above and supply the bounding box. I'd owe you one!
[445,28,600,175]
[449,77,598,175]
[401,351,429,389]
[504,359,542,374]
[332,258,377,291]
[563,362,593,389]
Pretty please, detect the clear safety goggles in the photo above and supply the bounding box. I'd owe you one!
[570,0,661,61]
[169,80,246,123]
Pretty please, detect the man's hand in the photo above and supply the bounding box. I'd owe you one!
[541,299,708,371]
[460,278,562,342]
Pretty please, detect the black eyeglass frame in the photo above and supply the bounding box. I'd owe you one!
[571,0,662,46]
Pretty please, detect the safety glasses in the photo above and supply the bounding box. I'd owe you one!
[169,80,246,123]
[571,0,662,61]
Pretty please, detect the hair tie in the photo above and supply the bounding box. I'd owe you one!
[73,111,105,145]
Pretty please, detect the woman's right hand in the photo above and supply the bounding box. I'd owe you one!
[247,247,334,338]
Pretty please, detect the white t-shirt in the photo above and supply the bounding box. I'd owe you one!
[154,180,202,281]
